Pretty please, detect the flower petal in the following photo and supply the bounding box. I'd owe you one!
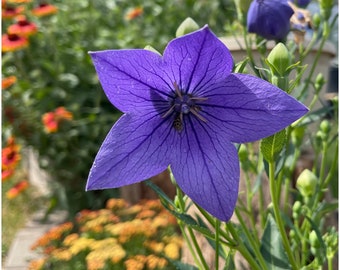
[86,113,174,190]
[89,49,172,113]
[200,73,308,143]
[170,117,240,221]
[163,26,233,95]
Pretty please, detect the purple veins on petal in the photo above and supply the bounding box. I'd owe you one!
[87,25,308,221]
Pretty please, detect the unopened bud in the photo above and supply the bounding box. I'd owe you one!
[292,200,302,219]
[312,13,321,29]
[267,43,291,76]
[320,119,331,134]
[176,17,199,37]
[315,73,325,92]
[309,230,320,248]
[296,169,318,197]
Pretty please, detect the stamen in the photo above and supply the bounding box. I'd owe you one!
[190,108,207,122]
[173,82,182,100]
[162,104,175,118]
[190,96,208,101]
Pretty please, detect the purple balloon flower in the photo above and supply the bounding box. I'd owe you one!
[86,26,307,221]
[247,0,294,40]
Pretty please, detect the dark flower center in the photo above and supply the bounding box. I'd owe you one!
[8,34,20,41]
[162,82,207,133]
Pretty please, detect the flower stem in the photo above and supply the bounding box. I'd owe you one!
[225,222,262,270]
[215,219,220,269]
[235,208,268,270]
[269,160,299,270]
[175,187,210,270]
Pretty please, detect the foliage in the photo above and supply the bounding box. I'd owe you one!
[28,199,184,270]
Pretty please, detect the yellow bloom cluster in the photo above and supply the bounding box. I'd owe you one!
[124,254,168,270]
[30,198,182,269]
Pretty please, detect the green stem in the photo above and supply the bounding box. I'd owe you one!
[225,222,262,270]
[215,219,220,269]
[176,188,210,270]
[269,161,299,270]
[298,15,338,100]
[235,209,268,270]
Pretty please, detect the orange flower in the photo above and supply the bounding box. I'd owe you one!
[42,112,58,133]
[31,3,57,17]
[2,168,15,181]
[2,5,25,19]
[42,107,73,133]
[2,33,28,52]
[8,15,38,37]
[6,0,31,3]
[54,107,73,120]
[6,180,29,199]
[2,144,21,170]
[2,76,17,89]
[125,7,143,20]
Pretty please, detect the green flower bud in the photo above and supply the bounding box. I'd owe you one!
[144,45,161,55]
[176,17,199,37]
[292,200,302,219]
[291,126,305,147]
[320,119,331,134]
[312,13,321,29]
[315,73,325,93]
[309,230,320,248]
[238,144,248,162]
[316,130,326,143]
[318,0,333,20]
[296,169,318,197]
[267,43,291,77]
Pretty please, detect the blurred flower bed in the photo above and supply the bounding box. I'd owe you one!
[28,198,183,270]
[2,0,235,213]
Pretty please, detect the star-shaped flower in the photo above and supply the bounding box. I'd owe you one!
[86,26,307,221]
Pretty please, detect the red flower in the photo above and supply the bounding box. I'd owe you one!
[2,76,17,89]
[42,107,73,133]
[8,15,38,37]
[6,180,29,199]
[42,112,58,133]
[2,5,25,19]
[125,7,143,21]
[32,3,57,17]
[2,144,21,170]
[2,32,28,52]
[2,168,15,182]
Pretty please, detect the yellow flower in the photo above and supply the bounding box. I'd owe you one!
[106,198,128,210]
[51,248,72,261]
[144,240,164,253]
[86,242,126,266]
[69,237,94,255]
[164,242,181,260]
[27,258,46,270]
[146,254,168,269]
[63,233,79,246]
[124,255,147,270]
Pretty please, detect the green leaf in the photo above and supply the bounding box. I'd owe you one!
[168,259,199,270]
[223,251,236,270]
[260,214,290,270]
[260,130,286,162]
